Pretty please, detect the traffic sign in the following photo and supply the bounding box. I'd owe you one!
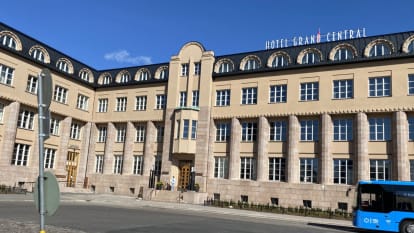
[38,68,52,108]
[34,171,60,216]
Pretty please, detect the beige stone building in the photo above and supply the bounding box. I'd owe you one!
[1,22,414,211]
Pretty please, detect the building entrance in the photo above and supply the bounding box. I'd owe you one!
[66,151,79,187]
[179,161,192,190]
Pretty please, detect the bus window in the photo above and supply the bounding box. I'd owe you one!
[359,184,384,212]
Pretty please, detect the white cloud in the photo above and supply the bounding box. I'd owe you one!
[104,50,152,65]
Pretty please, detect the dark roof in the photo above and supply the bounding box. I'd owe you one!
[1,21,414,87]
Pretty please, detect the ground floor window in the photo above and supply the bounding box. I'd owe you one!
[113,155,123,174]
[300,158,318,183]
[333,159,353,184]
[268,157,285,181]
[240,157,255,180]
[11,143,30,166]
[95,155,104,173]
[133,155,144,175]
[370,159,390,180]
[214,156,228,179]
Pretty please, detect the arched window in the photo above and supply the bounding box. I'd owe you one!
[29,45,50,63]
[155,66,168,80]
[1,34,16,49]
[0,31,22,51]
[271,54,289,68]
[364,39,394,58]
[136,69,150,81]
[409,40,414,54]
[103,75,111,84]
[117,71,131,83]
[369,43,391,57]
[214,59,234,73]
[334,47,354,61]
[241,55,261,71]
[57,60,68,73]
[79,68,93,82]
[98,73,112,85]
[302,52,320,64]
[402,36,414,54]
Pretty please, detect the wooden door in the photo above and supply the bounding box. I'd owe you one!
[179,163,191,190]
[66,151,79,187]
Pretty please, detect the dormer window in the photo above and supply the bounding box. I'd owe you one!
[159,68,168,79]
[57,60,68,73]
[120,73,130,83]
[103,75,111,84]
[244,58,259,70]
[409,40,414,54]
[31,48,45,62]
[29,45,50,64]
[215,59,234,73]
[79,69,93,82]
[334,47,354,61]
[369,43,391,57]
[1,34,16,49]
[272,55,289,68]
[302,52,320,64]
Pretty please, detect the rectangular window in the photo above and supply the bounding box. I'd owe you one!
[175,120,180,139]
[113,155,123,174]
[409,74,414,95]
[135,96,147,111]
[192,90,199,107]
[50,118,60,136]
[333,159,353,184]
[116,125,126,142]
[269,85,287,103]
[369,117,391,141]
[216,89,231,106]
[154,155,162,176]
[241,122,257,142]
[11,143,30,166]
[216,122,230,142]
[333,79,353,99]
[95,155,104,173]
[133,155,144,175]
[333,118,353,141]
[241,87,257,105]
[300,119,319,141]
[179,92,187,107]
[44,148,56,169]
[70,123,81,140]
[156,124,164,142]
[269,120,287,141]
[17,109,35,130]
[191,120,197,139]
[300,82,319,101]
[183,119,189,139]
[76,94,89,110]
[97,126,107,143]
[240,157,255,180]
[135,124,146,142]
[369,76,391,97]
[0,102,4,122]
[116,97,127,112]
[0,64,14,85]
[194,62,201,75]
[410,160,414,181]
[26,75,38,94]
[97,98,108,112]
[53,85,68,104]
[370,159,390,180]
[156,95,166,109]
[409,117,414,141]
[181,63,189,76]
[214,157,228,179]
[269,157,285,181]
[300,158,318,183]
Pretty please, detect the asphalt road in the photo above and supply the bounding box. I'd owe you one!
[0,201,356,233]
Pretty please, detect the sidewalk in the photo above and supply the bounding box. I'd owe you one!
[0,193,354,230]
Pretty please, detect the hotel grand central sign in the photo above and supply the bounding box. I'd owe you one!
[265,28,367,50]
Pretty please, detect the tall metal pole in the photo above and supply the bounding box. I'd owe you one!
[37,71,46,233]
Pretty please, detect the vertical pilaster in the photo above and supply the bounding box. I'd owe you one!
[320,113,332,185]
[86,123,97,175]
[0,102,20,167]
[229,117,241,180]
[77,122,91,186]
[143,121,156,176]
[356,112,369,181]
[122,121,135,175]
[287,115,299,183]
[207,120,216,179]
[257,116,269,182]
[393,111,409,181]
[103,122,115,174]
[56,116,72,172]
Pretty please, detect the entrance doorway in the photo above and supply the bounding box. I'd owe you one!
[66,151,79,187]
[179,161,192,190]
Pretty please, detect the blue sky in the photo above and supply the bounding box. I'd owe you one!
[1,0,413,70]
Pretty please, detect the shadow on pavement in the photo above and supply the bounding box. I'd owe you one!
[307,222,358,232]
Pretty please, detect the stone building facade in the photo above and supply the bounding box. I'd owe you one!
[1,22,414,211]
